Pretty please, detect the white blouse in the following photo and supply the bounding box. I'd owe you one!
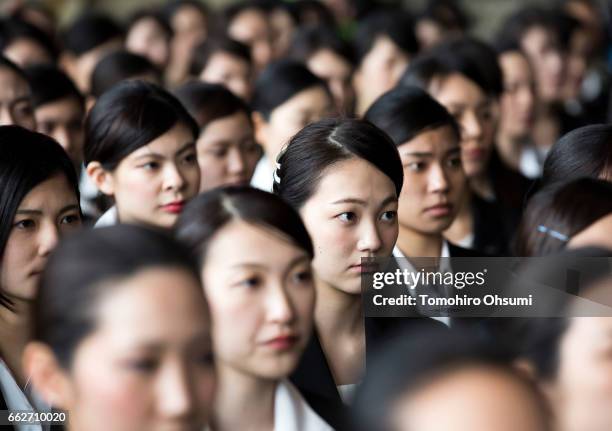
[204,379,334,431]
[94,205,118,228]
[0,359,50,431]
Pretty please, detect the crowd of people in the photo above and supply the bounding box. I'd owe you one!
[0,0,612,430]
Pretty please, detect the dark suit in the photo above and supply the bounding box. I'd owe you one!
[291,317,444,430]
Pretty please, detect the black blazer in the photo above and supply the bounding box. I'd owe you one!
[291,317,444,430]
[470,195,518,257]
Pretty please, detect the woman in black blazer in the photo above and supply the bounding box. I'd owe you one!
[275,118,442,429]
[365,86,490,260]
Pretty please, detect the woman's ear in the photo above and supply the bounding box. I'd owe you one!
[251,111,269,155]
[86,162,114,196]
[23,342,73,410]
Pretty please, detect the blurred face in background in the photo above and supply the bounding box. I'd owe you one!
[199,52,252,101]
[254,84,333,161]
[195,111,260,191]
[520,26,565,104]
[126,17,171,70]
[564,26,590,101]
[390,366,548,431]
[35,96,85,168]
[228,9,273,73]
[549,316,612,431]
[498,51,536,140]
[431,73,497,179]
[270,7,296,59]
[201,220,315,380]
[29,266,215,431]
[63,38,123,95]
[300,157,399,294]
[353,35,410,115]
[307,48,354,115]
[0,66,36,130]
[3,37,53,67]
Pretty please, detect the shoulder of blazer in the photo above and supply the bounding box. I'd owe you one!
[447,241,488,257]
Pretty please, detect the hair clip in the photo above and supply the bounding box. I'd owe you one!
[537,225,569,242]
[273,162,281,185]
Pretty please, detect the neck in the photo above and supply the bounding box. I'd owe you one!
[212,365,277,431]
[496,132,525,171]
[314,279,362,337]
[0,296,33,386]
[396,226,444,258]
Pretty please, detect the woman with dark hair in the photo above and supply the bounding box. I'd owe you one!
[163,0,209,86]
[191,37,253,100]
[223,1,274,73]
[515,178,612,256]
[175,81,260,192]
[250,59,333,191]
[400,39,529,254]
[175,187,333,430]
[125,9,173,72]
[0,125,82,426]
[90,51,162,100]
[365,86,482,258]
[0,55,35,129]
[289,25,355,115]
[352,9,418,115]
[542,124,612,187]
[367,86,513,256]
[496,45,540,179]
[0,17,57,67]
[24,224,215,431]
[353,326,551,431]
[274,117,439,423]
[85,80,200,229]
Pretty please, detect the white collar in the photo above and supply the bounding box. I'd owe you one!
[274,380,333,431]
[0,359,49,431]
[392,239,451,259]
[203,380,333,431]
[250,156,274,192]
[94,206,118,228]
[392,241,452,327]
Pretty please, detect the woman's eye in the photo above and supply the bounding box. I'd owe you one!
[407,162,425,172]
[293,270,313,284]
[238,276,261,288]
[141,161,159,170]
[209,148,228,158]
[126,358,158,372]
[337,212,356,223]
[199,352,215,366]
[60,214,82,225]
[447,157,462,168]
[183,153,198,164]
[14,219,35,230]
[380,210,397,222]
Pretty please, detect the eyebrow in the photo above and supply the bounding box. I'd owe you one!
[9,96,31,106]
[446,100,491,111]
[16,204,79,216]
[132,141,195,161]
[331,195,397,209]
[229,255,310,270]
